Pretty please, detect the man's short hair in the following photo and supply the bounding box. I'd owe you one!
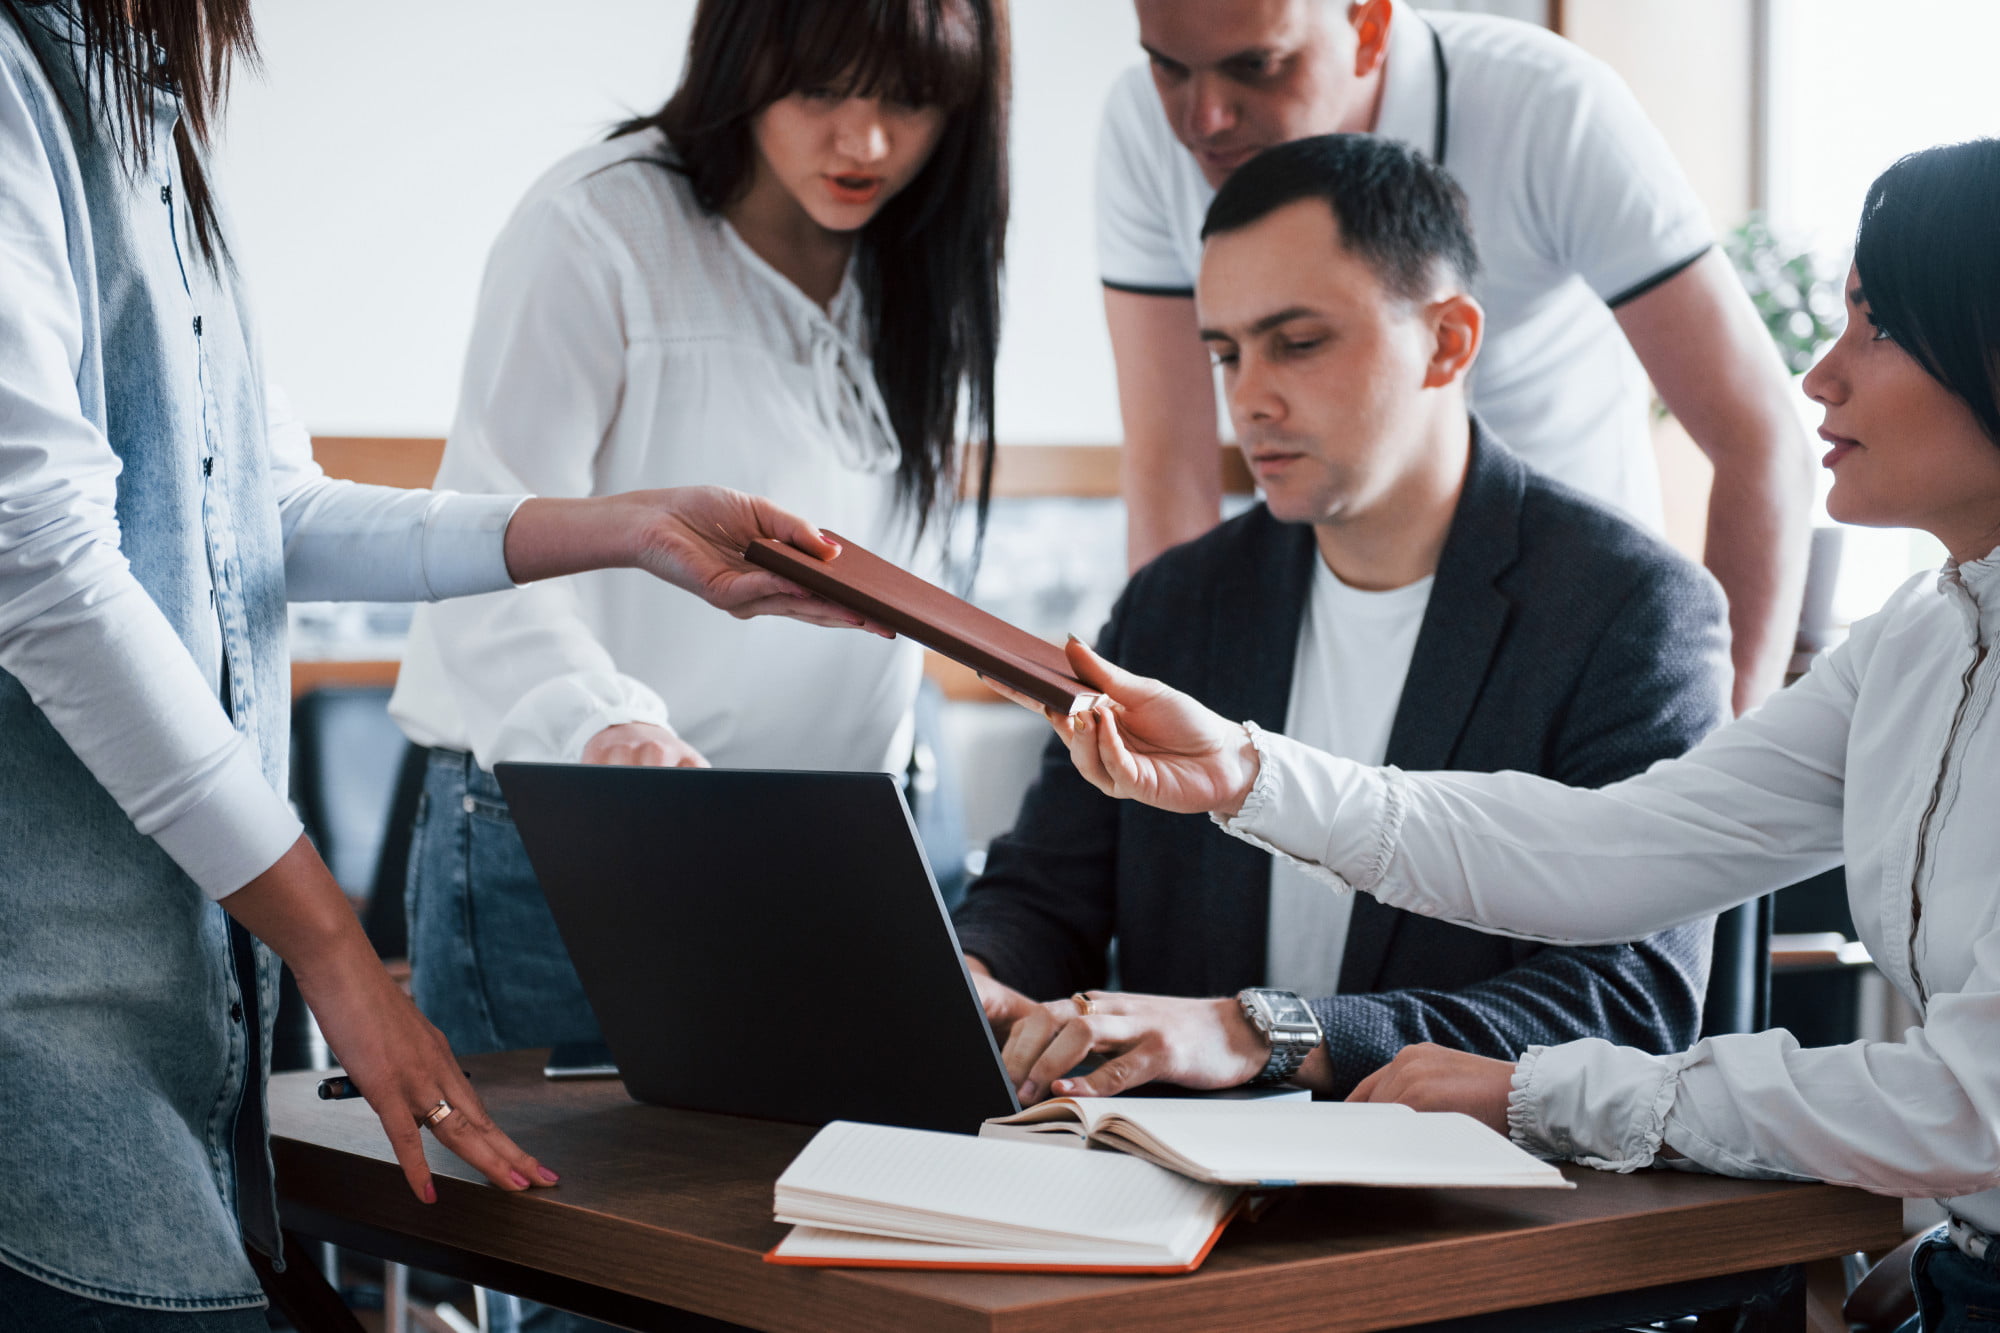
[1200,134,1482,301]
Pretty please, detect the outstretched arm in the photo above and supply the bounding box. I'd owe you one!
[1042,633,1848,945]
[269,401,866,630]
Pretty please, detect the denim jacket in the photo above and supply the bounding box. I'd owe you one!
[1,10,305,1309]
[1,6,525,1306]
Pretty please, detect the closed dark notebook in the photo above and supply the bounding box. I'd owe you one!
[744,534,1101,716]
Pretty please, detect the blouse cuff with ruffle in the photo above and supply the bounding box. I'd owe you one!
[1226,720,1284,827]
[1212,724,1411,897]
[1213,721,1353,894]
[1507,1037,1688,1173]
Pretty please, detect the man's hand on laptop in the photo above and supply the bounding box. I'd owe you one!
[964,957,1039,1037]
[998,991,1271,1105]
[580,722,709,768]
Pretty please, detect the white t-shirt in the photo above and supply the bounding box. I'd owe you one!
[1263,557,1434,997]
[1097,7,1714,532]
[392,130,929,773]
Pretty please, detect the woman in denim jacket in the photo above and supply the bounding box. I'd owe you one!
[0,2,864,1325]
[1036,139,2000,1332]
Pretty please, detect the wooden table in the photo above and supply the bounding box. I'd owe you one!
[270,1053,1900,1333]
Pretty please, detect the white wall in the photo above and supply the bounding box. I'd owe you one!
[216,0,1136,443]
[1563,0,1754,230]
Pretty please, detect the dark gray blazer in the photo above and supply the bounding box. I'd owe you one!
[953,424,1731,1094]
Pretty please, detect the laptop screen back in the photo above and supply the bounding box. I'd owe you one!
[494,763,1019,1133]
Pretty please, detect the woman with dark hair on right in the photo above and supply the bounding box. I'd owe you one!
[1034,138,2000,1332]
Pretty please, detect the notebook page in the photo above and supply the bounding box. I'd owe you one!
[1098,1102,1568,1187]
[776,1121,1234,1252]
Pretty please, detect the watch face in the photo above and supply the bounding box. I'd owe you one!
[1264,992,1314,1026]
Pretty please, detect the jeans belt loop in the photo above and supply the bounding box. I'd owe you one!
[1949,1214,1997,1263]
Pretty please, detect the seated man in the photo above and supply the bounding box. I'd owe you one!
[954,133,1729,1103]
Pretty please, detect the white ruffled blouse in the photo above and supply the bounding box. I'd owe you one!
[392,129,930,774]
[1223,547,2000,1233]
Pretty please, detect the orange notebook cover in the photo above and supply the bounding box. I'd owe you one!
[761,1198,1243,1275]
[744,533,1101,717]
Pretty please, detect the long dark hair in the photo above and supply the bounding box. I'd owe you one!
[614,0,1008,551]
[1854,139,2000,447]
[3,0,254,264]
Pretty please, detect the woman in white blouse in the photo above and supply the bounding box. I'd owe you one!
[389,0,1006,1064]
[1034,140,2000,1331]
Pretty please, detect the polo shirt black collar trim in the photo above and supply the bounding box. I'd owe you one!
[1103,278,1198,298]
[1374,9,1449,166]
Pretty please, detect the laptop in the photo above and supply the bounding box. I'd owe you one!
[493,763,1021,1134]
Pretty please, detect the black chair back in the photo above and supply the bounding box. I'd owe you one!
[1699,896,1773,1037]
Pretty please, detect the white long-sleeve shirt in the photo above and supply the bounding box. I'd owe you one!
[390,130,927,773]
[0,45,518,899]
[1223,548,2000,1232]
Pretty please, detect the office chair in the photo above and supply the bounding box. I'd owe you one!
[1698,897,1774,1038]
[291,686,411,896]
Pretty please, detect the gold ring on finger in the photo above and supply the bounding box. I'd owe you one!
[420,1099,454,1130]
[1071,992,1096,1017]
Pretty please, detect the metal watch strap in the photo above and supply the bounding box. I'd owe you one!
[1252,1028,1315,1085]
[1239,988,1321,1086]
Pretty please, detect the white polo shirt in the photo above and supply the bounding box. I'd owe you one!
[1097,7,1714,531]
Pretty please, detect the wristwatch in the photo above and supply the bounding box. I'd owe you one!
[1236,988,1323,1086]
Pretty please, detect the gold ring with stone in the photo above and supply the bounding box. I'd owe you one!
[420,1100,454,1129]
[1071,992,1096,1016]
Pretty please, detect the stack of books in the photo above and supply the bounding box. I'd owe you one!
[766,1098,1569,1274]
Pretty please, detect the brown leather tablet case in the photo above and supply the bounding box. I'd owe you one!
[744,534,1101,716]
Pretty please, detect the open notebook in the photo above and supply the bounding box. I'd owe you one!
[766,1121,1240,1273]
[980,1097,1572,1189]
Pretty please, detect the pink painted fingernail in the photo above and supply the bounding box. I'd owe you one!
[509,1171,531,1189]
[537,1167,560,1184]
[1053,1079,1074,1094]
[421,1181,437,1205]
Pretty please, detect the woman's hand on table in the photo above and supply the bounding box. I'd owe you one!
[1346,1043,1517,1136]
[505,485,893,635]
[1048,638,1262,818]
[223,836,560,1202]
[582,721,709,768]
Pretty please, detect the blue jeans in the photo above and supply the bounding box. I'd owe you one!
[406,750,602,1056]
[405,750,611,1333]
[1898,1227,2000,1332]
[0,1261,265,1333]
